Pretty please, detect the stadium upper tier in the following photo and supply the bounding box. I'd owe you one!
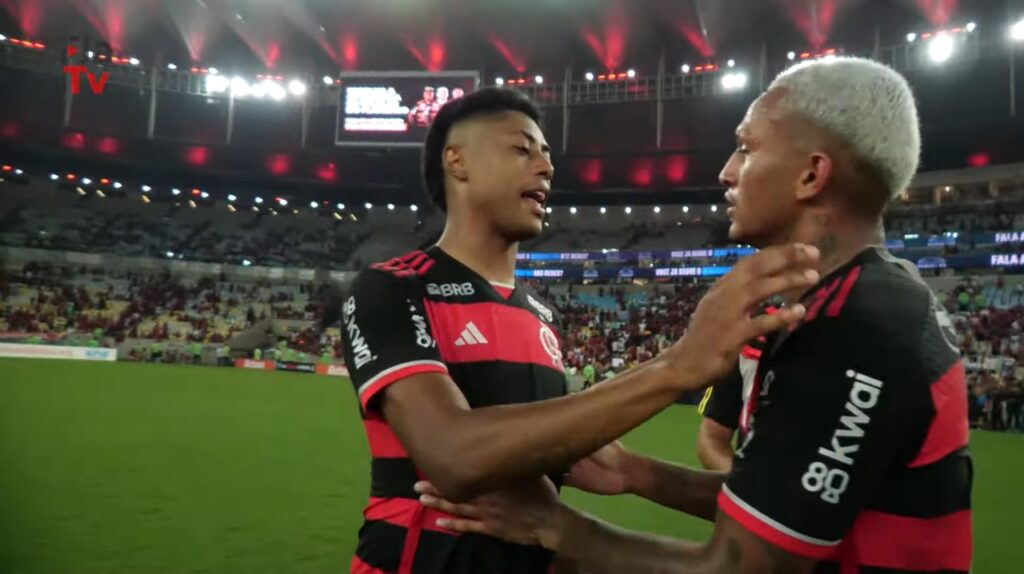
[2,179,1024,272]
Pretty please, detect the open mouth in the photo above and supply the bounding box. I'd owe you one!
[521,189,548,214]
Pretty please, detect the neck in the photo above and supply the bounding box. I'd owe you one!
[435,214,519,285]
[786,210,882,279]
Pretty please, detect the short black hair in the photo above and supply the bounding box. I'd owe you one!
[422,87,542,213]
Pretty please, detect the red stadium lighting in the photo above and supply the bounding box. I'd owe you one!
[694,65,704,72]
[800,52,811,59]
[967,152,991,168]
[1,165,11,172]
[617,73,627,79]
[100,178,110,185]
[921,32,933,39]
[597,74,607,80]
[192,189,201,196]
[10,38,21,45]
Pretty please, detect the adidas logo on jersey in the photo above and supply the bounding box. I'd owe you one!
[454,322,489,346]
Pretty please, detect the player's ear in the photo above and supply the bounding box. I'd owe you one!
[444,144,469,183]
[796,151,832,201]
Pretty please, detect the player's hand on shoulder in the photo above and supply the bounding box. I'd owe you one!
[664,244,820,391]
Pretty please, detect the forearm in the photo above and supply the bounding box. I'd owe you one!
[548,505,712,574]
[626,454,725,521]
[695,429,735,472]
[441,358,690,499]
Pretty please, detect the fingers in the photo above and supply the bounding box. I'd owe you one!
[745,269,820,306]
[435,517,491,535]
[739,244,820,279]
[419,494,485,520]
[744,305,806,340]
[414,481,442,497]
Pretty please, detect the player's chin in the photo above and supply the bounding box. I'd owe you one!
[504,217,544,242]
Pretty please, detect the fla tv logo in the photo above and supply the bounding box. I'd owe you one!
[62,39,111,95]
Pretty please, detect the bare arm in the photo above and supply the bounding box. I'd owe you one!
[383,358,683,501]
[547,507,816,574]
[624,453,725,521]
[696,417,736,472]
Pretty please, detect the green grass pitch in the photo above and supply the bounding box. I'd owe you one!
[0,359,1020,573]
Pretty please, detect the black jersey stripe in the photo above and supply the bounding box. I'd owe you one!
[868,447,972,518]
[370,457,420,500]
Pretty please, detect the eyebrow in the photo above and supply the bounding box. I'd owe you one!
[521,130,551,154]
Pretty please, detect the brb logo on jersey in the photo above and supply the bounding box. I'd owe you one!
[427,282,475,297]
[801,369,885,504]
[343,296,377,370]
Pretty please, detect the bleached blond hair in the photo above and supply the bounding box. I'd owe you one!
[768,57,921,200]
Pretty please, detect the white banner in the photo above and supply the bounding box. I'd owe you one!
[0,344,118,362]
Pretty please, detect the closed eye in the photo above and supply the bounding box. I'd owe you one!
[514,146,530,156]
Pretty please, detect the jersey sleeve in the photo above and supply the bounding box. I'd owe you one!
[701,366,743,429]
[718,318,927,560]
[339,269,447,412]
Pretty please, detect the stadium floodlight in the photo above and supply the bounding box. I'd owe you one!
[171,188,181,196]
[653,206,661,213]
[1013,19,1024,42]
[142,185,151,192]
[309,201,318,209]
[787,51,796,60]
[208,67,219,75]
[711,205,718,212]
[721,72,749,91]
[683,205,690,213]
[600,206,607,214]
[129,57,140,66]
[167,63,177,70]
[585,72,594,81]
[545,206,553,214]
[81,177,92,185]
[727,59,736,68]
[966,22,976,33]
[14,168,23,175]
[928,33,955,63]
[288,79,307,97]
[87,50,95,58]
[230,77,251,97]
[323,75,334,85]
[627,69,636,78]
[0,34,6,42]
[681,64,691,73]
[268,82,287,100]
[49,173,59,181]
[166,251,174,258]
[242,259,252,267]
[206,75,230,94]
[386,203,395,211]
[365,202,372,209]
[624,206,632,214]
[336,202,345,210]
[410,204,418,212]
[278,198,289,207]
[200,191,210,199]
[254,196,264,204]
[534,75,544,84]
[907,32,917,43]
[570,206,577,214]
[251,81,269,99]
[227,194,237,202]
[495,77,505,86]
[113,181,122,189]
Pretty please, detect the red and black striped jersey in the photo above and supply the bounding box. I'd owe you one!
[719,247,973,573]
[339,246,567,574]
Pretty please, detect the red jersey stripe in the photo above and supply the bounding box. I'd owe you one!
[804,276,843,322]
[358,360,449,410]
[365,497,459,534]
[718,486,838,560]
[836,509,972,571]
[825,266,863,318]
[424,301,564,371]
[364,417,408,458]
[909,361,969,468]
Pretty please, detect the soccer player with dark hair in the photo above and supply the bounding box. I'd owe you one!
[418,59,972,574]
[339,87,821,574]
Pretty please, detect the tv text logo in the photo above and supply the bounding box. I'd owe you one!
[63,44,110,95]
